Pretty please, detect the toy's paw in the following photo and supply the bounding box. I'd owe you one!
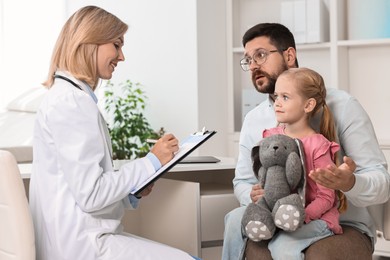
[244,220,272,241]
[274,205,302,232]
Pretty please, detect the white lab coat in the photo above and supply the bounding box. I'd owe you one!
[29,71,194,260]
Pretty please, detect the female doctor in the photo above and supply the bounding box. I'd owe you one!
[29,5,199,260]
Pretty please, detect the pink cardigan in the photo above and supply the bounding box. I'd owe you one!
[263,127,343,234]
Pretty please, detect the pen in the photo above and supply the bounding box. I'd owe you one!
[146,139,158,144]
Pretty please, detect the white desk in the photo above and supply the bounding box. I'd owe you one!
[18,164,33,179]
[18,157,236,179]
[19,157,238,260]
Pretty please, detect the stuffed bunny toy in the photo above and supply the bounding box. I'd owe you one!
[241,134,306,241]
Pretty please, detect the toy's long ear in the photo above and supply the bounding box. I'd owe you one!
[294,138,307,207]
[251,145,261,178]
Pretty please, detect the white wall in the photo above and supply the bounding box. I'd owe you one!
[0,1,198,140]
[66,1,200,142]
[0,0,65,108]
[0,0,229,156]
[196,0,228,155]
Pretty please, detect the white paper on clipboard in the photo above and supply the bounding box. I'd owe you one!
[130,130,217,195]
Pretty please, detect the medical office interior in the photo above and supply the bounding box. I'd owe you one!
[0,0,390,259]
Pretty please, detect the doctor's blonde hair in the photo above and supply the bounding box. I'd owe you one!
[43,5,128,89]
[280,68,348,213]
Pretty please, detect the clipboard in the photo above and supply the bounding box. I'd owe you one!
[130,129,217,196]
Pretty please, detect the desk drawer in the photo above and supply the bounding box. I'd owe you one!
[202,246,222,260]
[374,231,390,257]
[200,193,239,241]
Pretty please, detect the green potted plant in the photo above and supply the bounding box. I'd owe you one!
[103,79,164,161]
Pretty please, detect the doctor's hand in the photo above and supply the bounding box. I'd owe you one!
[150,133,179,166]
[309,156,356,192]
[250,184,264,203]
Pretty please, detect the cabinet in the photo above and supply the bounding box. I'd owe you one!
[376,232,390,257]
[375,147,390,256]
[226,0,390,157]
[120,158,239,260]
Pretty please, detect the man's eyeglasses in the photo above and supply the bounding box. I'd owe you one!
[240,48,280,71]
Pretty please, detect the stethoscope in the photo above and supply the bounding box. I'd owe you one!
[54,74,82,90]
[54,74,98,103]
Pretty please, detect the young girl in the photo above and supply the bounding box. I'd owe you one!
[264,67,347,259]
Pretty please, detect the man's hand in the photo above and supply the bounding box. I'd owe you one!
[309,156,356,192]
[250,184,264,203]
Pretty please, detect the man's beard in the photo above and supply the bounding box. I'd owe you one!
[251,63,289,94]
